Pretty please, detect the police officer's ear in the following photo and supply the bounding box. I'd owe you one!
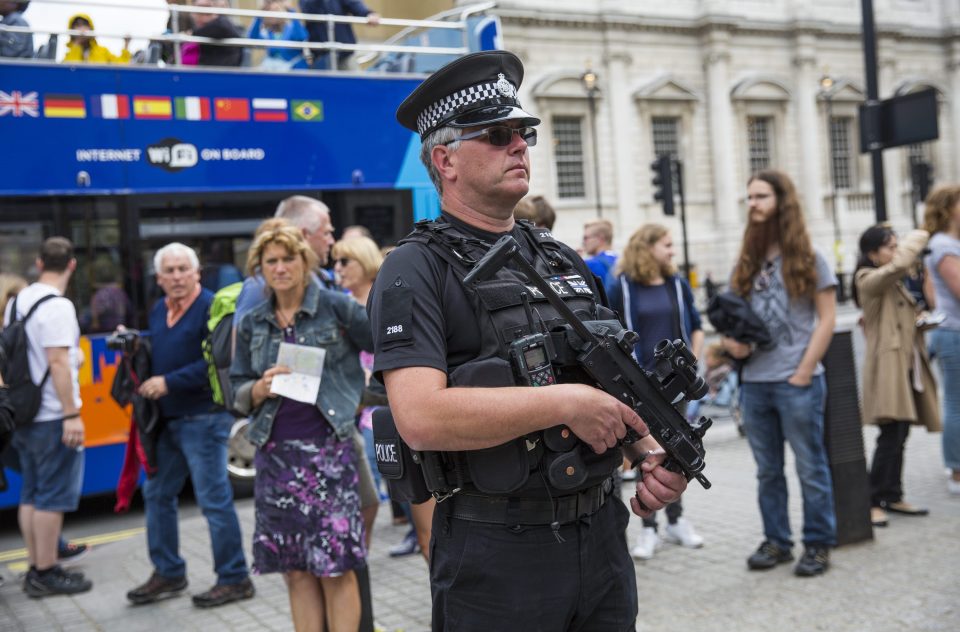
[431,144,458,187]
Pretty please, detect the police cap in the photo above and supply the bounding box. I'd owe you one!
[396,50,541,139]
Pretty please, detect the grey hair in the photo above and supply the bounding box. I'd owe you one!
[275,195,330,232]
[420,126,461,194]
[154,242,200,274]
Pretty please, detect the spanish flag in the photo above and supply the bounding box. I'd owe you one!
[44,94,86,119]
[133,95,173,120]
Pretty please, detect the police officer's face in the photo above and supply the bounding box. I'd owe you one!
[261,242,305,293]
[156,252,200,300]
[747,179,778,224]
[451,122,531,206]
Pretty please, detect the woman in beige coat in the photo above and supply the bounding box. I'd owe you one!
[854,225,941,527]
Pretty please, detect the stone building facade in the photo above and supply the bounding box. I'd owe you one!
[471,0,955,281]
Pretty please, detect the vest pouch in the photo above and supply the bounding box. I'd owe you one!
[449,357,532,494]
[371,407,431,504]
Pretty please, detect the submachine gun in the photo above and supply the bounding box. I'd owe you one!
[463,235,713,490]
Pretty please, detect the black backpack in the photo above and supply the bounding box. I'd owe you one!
[0,294,63,427]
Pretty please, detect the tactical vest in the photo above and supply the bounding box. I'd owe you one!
[401,218,623,497]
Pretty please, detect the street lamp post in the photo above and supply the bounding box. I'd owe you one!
[581,66,603,217]
[821,74,845,301]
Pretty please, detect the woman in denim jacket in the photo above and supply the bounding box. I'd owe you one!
[230,222,372,632]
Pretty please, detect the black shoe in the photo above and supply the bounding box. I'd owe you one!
[24,566,93,598]
[192,577,255,608]
[58,542,89,563]
[127,572,188,605]
[747,541,794,570]
[794,546,830,577]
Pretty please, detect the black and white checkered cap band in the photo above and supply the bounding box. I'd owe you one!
[416,81,518,136]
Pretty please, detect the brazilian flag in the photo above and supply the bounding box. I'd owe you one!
[291,100,323,122]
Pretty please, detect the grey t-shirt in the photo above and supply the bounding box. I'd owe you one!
[925,232,960,331]
[740,248,837,383]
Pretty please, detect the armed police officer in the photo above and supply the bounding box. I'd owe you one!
[367,51,689,630]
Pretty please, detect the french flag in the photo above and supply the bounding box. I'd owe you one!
[252,98,288,122]
[90,94,130,119]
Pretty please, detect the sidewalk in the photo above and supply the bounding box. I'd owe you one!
[1,417,958,631]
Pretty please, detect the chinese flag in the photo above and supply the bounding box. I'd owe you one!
[214,98,249,121]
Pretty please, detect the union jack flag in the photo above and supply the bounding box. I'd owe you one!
[0,91,39,117]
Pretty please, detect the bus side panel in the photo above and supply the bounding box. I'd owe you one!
[0,335,133,511]
[0,443,131,511]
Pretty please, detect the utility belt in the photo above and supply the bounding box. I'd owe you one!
[443,477,614,526]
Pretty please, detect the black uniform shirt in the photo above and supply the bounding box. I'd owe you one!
[369,214,587,381]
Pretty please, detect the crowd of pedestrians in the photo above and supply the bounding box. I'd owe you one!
[2,179,960,626]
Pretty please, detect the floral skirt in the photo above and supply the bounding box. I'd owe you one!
[252,436,366,577]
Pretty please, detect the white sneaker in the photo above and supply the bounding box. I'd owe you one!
[663,518,704,548]
[948,478,960,496]
[631,527,659,560]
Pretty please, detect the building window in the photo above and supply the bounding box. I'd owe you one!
[651,116,680,159]
[746,116,773,174]
[829,116,853,190]
[552,115,586,199]
[907,142,932,166]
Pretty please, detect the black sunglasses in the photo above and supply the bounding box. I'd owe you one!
[444,125,538,148]
[334,257,352,267]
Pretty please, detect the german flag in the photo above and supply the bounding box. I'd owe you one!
[133,95,173,120]
[43,94,86,119]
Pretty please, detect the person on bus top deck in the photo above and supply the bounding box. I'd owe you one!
[300,0,380,71]
[190,0,243,67]
[124,242,253,609]
[63,14,130,64]
[0,1,34,59]
[367,50,687,630]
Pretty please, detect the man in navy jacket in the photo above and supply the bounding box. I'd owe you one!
[301,0,380,70]
[125,242,253,608]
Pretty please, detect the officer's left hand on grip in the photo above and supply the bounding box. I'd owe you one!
[629,451,688,518]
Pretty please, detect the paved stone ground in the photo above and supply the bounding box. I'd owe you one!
[1,412,958,631]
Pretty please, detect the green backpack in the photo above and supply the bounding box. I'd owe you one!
[203,282,244,417]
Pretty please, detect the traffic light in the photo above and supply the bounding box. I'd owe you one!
[651,155,675,216]
[910,160,933,203]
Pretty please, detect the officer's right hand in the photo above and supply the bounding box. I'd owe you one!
[559,384,648,454]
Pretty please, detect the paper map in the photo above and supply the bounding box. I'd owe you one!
[270,342,326,405]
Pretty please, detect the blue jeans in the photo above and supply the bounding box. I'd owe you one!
[142,411,248,584]
[740,376,836,548]
[930,328,960,470]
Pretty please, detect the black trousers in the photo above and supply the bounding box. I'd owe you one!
[869,421,911,507]
[430,497,638,632]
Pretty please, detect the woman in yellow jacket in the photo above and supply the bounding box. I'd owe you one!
[854,225,941,528]
[63,14,130,64]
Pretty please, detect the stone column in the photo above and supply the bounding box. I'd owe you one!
[793,34,826,221]
[703,27,738,227]
[949,40,960,181]
[878,36,904,220]
[604,50,638,234]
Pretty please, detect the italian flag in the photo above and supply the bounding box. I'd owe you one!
[175,96,211,121]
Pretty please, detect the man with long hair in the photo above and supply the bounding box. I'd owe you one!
[722,170,838,577]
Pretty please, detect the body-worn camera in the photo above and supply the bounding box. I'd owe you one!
[106,330,140,354]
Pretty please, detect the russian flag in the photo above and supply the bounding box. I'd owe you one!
[252,98,288,122]
[90,94,130,119]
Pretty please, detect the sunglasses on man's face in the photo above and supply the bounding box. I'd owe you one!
[445,125,538,148]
